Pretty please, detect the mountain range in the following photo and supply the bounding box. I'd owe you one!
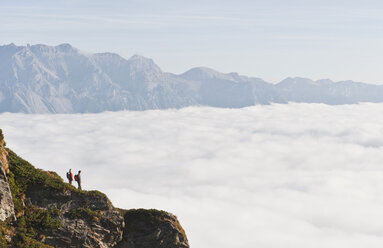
[1,43,383,113]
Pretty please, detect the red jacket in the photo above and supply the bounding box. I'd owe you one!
[67,171,73,180]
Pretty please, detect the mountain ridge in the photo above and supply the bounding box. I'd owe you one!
[1,43,383,113]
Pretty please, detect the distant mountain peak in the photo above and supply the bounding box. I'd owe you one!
[183,66,219,75]
[181,67,250,83]
[127,54,162,73]
[279,77,338,86]
[94,52,122,58]
[3,43,17,48]
[56,43,76,52]
[182,67,230,80]
[0,43,23,53]
[23,43,78,55]
[278,77,315,85]
[128,54,154,63]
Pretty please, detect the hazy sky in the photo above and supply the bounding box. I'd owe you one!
[2,104,383,247]
[1,0,383,83]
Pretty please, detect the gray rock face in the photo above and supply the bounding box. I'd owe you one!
[0,130,15,222]
[115,209,189,248]
[0,161,15,222]
[26,185,124,248]
[2,43,383,114]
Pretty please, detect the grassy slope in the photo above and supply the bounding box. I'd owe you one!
[0,149,111,247]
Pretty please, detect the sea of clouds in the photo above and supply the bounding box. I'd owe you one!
[1,103,383,248]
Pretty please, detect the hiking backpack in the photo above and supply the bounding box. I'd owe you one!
[74,175,78,182]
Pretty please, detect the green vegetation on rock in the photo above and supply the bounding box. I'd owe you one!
[118,208,189,248]
[7,149,72,193]
[3,149,63,246]
[124,208,186,236]
[11,233,53,248]
[124,209,168,226]
[66,208,101,222]
[0,130,4,145]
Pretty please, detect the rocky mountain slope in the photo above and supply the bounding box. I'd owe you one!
[1,43,383,113]
[0,132,15,223]
[0,129,189,248]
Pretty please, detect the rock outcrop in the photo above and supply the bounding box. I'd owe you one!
[0,129,190,248]
[0,130,15,222]
[0,130,9,174]
[115,209,189,248]
[24,179,124,248]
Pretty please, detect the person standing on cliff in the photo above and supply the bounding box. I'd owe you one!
[66,169,73,185]
[75,170,82,190]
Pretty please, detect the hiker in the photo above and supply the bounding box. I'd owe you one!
[75,170,82,190]
[66,169,73,185]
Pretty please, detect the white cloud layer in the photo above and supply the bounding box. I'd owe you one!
[1,103,383,247]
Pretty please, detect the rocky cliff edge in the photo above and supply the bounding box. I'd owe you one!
[0,129,189,248]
